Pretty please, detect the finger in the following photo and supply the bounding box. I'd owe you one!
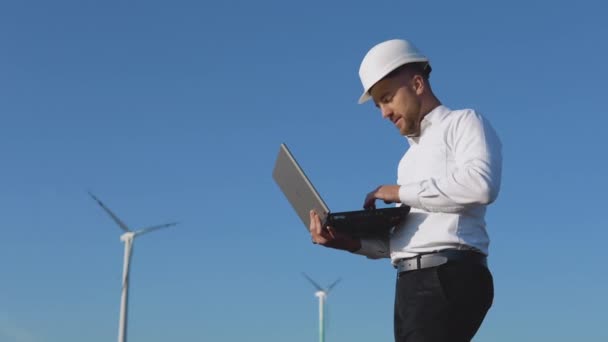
[310,210,320,231]
[363,193,373,209]
[310,211,323,244]
[315,223,335,243]
[308,210,316,232]
[309,211,316,234]
[327,227,338,239]
[319,225,333,239]
[312,211,325,237]
[363,196,376,210]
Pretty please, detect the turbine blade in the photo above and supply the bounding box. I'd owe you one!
[88,192,130,232]
[326,277,342,293]
[301,272,324,292]
[134,222,178,236]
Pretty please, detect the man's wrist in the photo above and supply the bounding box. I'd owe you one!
[390,185,401,203]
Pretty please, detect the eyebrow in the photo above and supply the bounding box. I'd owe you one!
[373,90,391,107]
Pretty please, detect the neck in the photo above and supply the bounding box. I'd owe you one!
[419,94,442,120]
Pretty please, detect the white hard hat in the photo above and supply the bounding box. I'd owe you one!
[357,39,430,104]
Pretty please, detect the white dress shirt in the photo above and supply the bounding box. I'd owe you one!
[355,105,502,264]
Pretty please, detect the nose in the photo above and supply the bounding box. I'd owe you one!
[379,104,393,119]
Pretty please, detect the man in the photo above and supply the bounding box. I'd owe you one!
[309,39,502,341]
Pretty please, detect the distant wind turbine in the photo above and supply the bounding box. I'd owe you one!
[89,192,178,342]
[302,273,341,342]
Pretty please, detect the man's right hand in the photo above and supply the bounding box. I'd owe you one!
[309,210,361,253]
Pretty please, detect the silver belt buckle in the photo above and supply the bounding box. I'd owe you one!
[396,254,448,273]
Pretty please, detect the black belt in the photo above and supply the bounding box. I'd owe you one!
[394,250,487,274]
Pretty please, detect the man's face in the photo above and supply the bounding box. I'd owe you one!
[369,72,423,137]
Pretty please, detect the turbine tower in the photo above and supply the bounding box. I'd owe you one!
[89,192,177,342]
[302,273,341,342]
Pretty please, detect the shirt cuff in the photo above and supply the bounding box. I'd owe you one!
[398,182,423,208]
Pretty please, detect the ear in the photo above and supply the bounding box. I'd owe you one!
[412,75,425,96]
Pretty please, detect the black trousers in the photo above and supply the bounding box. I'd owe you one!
[394,261,494,342]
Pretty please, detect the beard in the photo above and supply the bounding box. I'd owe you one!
[401,117,421,137]
[399,102,422,137]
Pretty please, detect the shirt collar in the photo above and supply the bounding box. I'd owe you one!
[406,105,450,144]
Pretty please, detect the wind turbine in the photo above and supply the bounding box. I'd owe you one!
[302,273,341,342]
[89,192,178,342]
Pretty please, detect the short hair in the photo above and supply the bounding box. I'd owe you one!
[385,62,432,81]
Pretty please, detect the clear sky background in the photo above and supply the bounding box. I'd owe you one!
[1,1,607,341]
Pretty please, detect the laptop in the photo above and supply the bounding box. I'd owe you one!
[272,143,410,238]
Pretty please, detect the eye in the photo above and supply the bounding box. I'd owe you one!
[381,94,394,104]
[374,92,393,108]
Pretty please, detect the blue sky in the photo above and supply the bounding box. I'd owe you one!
[1,0,607,341]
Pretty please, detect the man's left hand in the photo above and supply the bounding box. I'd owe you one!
[363,185,401,209]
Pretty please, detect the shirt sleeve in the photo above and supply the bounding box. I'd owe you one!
[352,238,390,259]
[399,110,503,213]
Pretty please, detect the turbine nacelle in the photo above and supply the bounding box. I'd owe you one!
[120,232,135,242]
